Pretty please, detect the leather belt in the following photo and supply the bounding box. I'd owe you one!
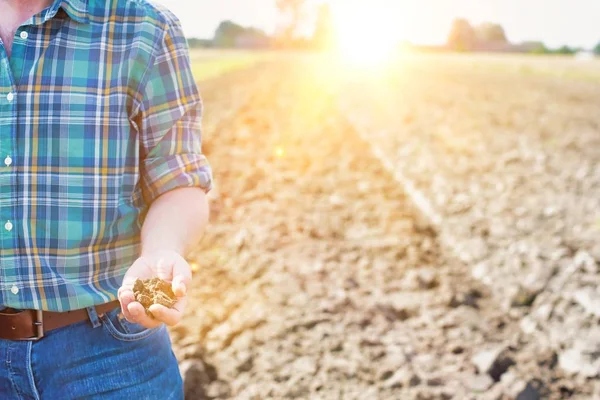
[0,300,121,341]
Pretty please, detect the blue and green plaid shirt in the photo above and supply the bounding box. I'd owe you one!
[0,0,212,311]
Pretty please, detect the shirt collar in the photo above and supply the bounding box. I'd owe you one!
[51,0,90,24]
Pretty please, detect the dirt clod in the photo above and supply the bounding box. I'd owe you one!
[133,278,177,317]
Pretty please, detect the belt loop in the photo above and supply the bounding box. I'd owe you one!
[85,306,101,329]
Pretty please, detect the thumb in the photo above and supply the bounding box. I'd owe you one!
[171,257,192,297]
[172,275,187,297]
[155,257,174,281]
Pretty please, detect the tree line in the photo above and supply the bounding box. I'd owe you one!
[447,18,594,55]
[187,2,600,56]
[187,2,334,50]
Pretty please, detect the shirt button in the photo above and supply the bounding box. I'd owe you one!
[10,286,19,295]
[6,92,14,102]
[4,221,13,232]
[20,31,28,40]
[4,156,12,166]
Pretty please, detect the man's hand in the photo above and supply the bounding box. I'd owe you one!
[117,250,192,329]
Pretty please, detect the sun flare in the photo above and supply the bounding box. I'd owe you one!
[331,1,400,65]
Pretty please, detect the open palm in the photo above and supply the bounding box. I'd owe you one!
[117,250,192,329]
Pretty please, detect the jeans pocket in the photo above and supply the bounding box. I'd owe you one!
[100,307,161,342]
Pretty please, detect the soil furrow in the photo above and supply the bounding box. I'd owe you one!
[170,59,590,399]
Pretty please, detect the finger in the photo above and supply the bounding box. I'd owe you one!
[125,301,145,323]
[117,287,136,321]
[118,276,138,321]
[148,301,184,327]
[126,302,162,329]
[171,259,192,297]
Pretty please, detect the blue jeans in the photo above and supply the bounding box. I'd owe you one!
[0,306,183,399]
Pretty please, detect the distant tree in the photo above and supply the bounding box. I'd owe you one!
[312,3,335,49]
[529,42,550,55]
[553,45,577,55]
[594,41,600,55]
[447,18,476,51]
[213,20,246,47]
[235,27,271,49]
[275,0,307,47]
[475,23,507,43]
[527,43,579,56]
[212,21,270,48]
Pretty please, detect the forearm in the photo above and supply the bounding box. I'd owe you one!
[140,187,209,257]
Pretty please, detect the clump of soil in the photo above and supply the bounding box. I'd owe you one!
[133,278,177,317]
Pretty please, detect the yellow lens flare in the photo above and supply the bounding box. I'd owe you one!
[275,146,285,158]
[189,262,200,273]
[331,1,399,66]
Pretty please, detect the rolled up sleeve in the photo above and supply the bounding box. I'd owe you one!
[133,16,212,207]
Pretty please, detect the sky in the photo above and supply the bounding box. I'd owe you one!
[153,0,600,49]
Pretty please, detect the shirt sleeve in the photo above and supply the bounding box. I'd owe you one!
[133,17,212,207]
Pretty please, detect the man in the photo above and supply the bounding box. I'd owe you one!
[0,0,211,398]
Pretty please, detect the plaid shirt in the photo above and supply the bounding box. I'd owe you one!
[0,0,212,311]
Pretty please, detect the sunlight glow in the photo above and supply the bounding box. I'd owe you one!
[331,2,400,66]
[275,146,285,158]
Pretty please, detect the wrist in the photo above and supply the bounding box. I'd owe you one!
[139,247,185,259]
[140,248,185,259]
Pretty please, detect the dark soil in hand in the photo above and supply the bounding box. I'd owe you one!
[133,278,177,318]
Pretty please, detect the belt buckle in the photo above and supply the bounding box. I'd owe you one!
[24,310,44,341]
